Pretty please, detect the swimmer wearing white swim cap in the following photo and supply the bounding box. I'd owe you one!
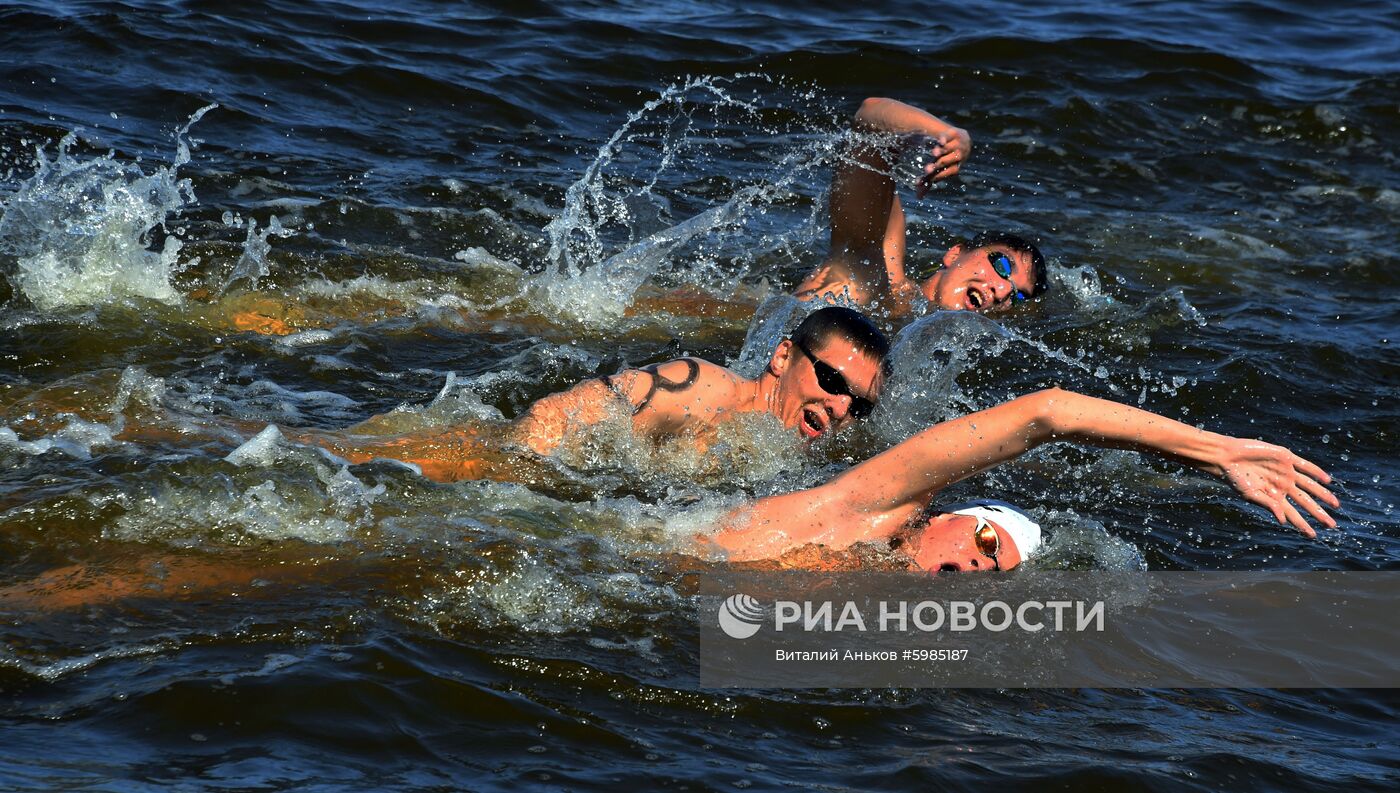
[892,500,1042,572]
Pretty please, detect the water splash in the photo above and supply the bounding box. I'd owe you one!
[223,213,294,293]
[730,293,868,377]
[871,311,1018,443]
[536,75,839,327]
[98,425,387,546]
[0,104,216,310]
[0,366,170,460]
[1019,512,1146,573]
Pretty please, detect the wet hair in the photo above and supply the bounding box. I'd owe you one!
[967,230,1049,297]
[790,306,891,372]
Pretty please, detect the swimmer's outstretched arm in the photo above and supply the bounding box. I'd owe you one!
[799,98,972,306]
[713,388,1338,560]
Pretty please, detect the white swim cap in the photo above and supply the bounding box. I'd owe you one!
[941,500,1042,560]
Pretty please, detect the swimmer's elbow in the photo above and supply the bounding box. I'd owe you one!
[855,97,894,124]
[1024,387,1071,440]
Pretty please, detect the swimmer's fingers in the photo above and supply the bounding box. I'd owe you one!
[1289,487,1336,533]
[1258,491,1290,530]
[912,129,970,192]
[1288,451,1340,532]
[916,163,959,197]
[929,159,962,184]
[916,159,963,196]
[1292,455,1335,489]
[1279,500,1317,539]
[1246,479,1314,538]
[1253,481,1328,538]
[929,148,962,173]
[1223,440,1341,538]
[1294,468,1340,509]
[932,139,970,176]
[934,127,972,161]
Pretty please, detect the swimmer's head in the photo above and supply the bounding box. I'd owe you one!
[893,500,1042,572]
[918,231,1048,314]
[767,307,891,440]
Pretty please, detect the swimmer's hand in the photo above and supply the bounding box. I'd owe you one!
[1211,437,1339,537]
[915,126,971,198]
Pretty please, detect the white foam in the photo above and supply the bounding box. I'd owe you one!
[0,416,122,460]
[452,245,523,273]
[108,426,385,544]
[224,424,287,467]
[0,426,53,456]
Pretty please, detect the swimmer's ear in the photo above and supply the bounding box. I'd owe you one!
[942,244,964,269]
[769,339,795,376]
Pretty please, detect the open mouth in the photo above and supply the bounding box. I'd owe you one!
[966,286,986,310]
[800,407,827,438]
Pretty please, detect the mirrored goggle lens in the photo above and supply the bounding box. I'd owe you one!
[974,521,1001,558]
[988,252,1027,302]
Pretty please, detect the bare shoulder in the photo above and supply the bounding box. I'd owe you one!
[659,357,744,404]
[614,357,748,432]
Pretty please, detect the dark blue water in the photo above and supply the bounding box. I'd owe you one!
[0,1,1397,790]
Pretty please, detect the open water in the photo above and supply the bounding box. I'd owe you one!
[0,1,1397,790]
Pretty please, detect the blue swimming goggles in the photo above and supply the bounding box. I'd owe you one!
[988,251,1027,302]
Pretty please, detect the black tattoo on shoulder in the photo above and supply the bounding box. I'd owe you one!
[598,358,701,416]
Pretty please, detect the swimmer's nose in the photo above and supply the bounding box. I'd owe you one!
[825,398,850,427]
[988,276,1015,304]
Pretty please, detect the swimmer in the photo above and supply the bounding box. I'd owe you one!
[304,305,891,475]
[0,306,889,486]
[795,97,1048,316]
[711,386,1338,570]
[198,98,1035,337]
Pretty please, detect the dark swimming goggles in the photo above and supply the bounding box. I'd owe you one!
[793,339,878,420]
[988,251,1028,302]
